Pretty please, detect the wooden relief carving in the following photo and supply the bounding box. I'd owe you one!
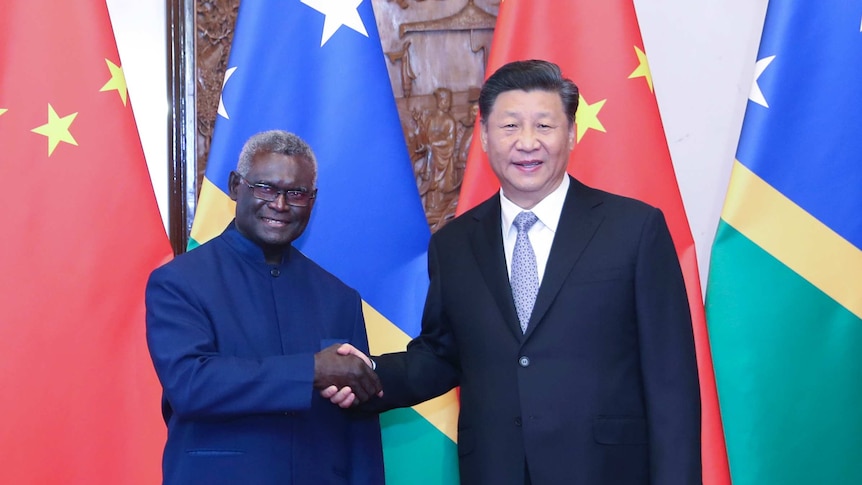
[191,0,497,232]
[377,0,497,230]
[195,0,240,198]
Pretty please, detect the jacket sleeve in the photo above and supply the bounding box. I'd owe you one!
[635,208,702,485]
[364,236,460,412]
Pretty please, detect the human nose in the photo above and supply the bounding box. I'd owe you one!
[267,192,290,210]
[515,126,539,151]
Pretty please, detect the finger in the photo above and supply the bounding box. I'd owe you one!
[353,367,382,403]
[355,352,372,368]
[320,385,339,399]
[339,393,356,409]
[350,368,377,403]
[348,351,372,369]
[329,386,354,406]
[336,343,356,356]
[338,344,373,368]
[352,377,372,403]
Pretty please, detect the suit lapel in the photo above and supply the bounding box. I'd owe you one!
[469,195,525,340]
[525,177,605,339]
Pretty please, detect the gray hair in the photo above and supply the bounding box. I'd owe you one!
[236,130,318,185]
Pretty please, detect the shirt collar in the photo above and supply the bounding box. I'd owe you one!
[500,175,570,234]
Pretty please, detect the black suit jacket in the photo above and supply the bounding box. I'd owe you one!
[371,177,701,485]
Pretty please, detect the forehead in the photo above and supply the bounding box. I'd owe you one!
[488,89,566,119]
[248,152,313,182]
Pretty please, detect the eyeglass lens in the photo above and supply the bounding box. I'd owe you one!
[251,184,313,206]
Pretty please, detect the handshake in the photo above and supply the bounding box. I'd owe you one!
[313,343,380,408]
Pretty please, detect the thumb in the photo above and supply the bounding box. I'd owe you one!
[336,343,355,356]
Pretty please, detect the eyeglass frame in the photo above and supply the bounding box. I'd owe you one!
[234,172,318,207]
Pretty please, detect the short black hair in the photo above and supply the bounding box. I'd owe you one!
[478,59,579,125]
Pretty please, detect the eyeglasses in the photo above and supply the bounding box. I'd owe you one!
[237,174,317,207]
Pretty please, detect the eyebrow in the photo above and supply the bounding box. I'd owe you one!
[251,180,311,191]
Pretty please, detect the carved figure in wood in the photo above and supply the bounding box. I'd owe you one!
[386,40,417,98]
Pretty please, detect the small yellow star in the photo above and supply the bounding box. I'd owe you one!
[0,108,7,117]
[628,45,654,93]
[31,104,78,156]
[100,59,128,105]
[575,94,606,143]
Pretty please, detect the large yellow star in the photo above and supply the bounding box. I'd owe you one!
[628,45,654,93]
[575,94,606,143]
[100,59,128,105]
[31,104,78,156]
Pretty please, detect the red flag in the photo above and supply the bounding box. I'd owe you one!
[459,1,730,483]
[0,1,172,482]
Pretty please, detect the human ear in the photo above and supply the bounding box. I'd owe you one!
[480,123,489,152]
[227,171,240,201]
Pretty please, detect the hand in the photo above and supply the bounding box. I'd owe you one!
[319,344,381,408]
[314,344,381,404]
[336,343,372,365]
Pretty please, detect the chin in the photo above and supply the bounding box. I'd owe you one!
[267,234,298,247]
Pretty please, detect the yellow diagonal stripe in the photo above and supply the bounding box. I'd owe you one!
[190,177,236,245]
[363,301,459,443]
[721,160,862,319]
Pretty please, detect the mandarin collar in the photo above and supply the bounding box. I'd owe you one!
[221,220,293,266]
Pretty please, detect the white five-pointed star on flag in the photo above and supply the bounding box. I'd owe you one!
[749,55,775,108]
[301,0,368,47]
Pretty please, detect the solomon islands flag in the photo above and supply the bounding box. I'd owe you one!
[705,2,862,484]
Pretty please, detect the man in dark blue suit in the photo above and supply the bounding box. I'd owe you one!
[146,130,384,485]
[329,60,701,484]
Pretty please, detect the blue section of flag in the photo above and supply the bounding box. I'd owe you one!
[735,2,862,249]
[204,0,430,336]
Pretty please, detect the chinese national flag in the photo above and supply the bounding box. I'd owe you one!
[0,1,172,483]
[459,1,730,484]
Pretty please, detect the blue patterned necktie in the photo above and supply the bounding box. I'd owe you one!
[511,211,539,333]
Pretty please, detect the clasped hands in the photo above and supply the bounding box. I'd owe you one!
[314,343,379,408]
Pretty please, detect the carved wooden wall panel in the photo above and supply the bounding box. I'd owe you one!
[185,0,497,240]
[195,0,240,199]
[377,0,497,230]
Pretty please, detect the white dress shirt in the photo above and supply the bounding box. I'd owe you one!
[500,176,569,286]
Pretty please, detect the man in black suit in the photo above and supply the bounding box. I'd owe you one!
[327,59,701,485]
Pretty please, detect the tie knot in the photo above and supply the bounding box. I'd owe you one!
[513,211,538,233]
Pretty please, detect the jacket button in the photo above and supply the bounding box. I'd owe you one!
[271,268,281,277]
[519,356,530,367]
[514,417,522,427]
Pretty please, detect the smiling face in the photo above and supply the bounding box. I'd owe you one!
[480,89,575,209]
[229,151,315,263]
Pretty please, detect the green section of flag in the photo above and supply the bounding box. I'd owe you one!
[380,408,460,484]
[706,221,862,485]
